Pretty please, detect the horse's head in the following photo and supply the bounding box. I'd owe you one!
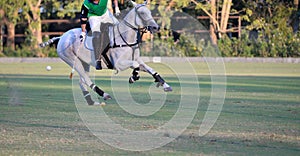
[126,3,160,34]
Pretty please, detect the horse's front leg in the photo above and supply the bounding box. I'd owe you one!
[129,67,140,84]
[134,62,173,92]
[114,59,140,83]
[114,59,140,72]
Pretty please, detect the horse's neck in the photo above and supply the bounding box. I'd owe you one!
[117,11,138,43]
[119,22,137,42]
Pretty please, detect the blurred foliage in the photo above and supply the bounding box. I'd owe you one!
[3,45,57,57]
[218,30,300,57]
[1,0,300,57]
[143,0,300,57]
[218,2,300,57]
[0,0,25,24]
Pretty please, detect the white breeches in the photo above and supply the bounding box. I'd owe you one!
[89,10,119,32]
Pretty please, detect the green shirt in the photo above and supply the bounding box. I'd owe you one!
[83,0,108,17]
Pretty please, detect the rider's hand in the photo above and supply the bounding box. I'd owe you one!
[80,31,86,42]
[115,7,121,16]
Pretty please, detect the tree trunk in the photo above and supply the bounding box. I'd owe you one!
[220,0,232,36]
[0,24,3,54]
[210,0,218,45]
[0,9,4,53]
[191,0,222,42]
[0,8,16,50]
[25,0,43,52]
[32,20,42,48]
[7,22,15,50]
[31,4,42,49]
[292,0,300,33]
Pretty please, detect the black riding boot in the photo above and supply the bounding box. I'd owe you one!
[96,60,102,70]
[93,31,102,70]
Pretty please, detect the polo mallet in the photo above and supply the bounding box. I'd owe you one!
[69,67,76,79]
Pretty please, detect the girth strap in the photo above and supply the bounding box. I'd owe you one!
[101,44,114,69]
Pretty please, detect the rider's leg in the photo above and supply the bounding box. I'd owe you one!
[92,31,102,70]
[97,11,119,69]
[90,10,119,70]
[96,23,112,70]
[89,16,102,70]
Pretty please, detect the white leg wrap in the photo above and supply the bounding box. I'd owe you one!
[93,101,100,105]
[163,83,170,88]
[84,93,91,98]
[91,84,96,90]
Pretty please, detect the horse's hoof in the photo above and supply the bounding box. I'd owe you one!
[129,77,135,84]
[129,75,140,84]
[103,93,112,100]
[164,87,173,92]
[93,101,100,105]
[88,101,100,106]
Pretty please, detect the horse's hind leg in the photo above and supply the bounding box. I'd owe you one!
[79,77,100,105]
[79,62,101,105]
[76,59,112,101]
[58,53,98,104]
[59,52,111,101]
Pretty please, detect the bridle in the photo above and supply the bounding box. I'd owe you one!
[113,4,156,48]
[123,4,155,31]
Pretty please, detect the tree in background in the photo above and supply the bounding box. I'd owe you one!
[146,0,236,57]
[22,0,44,52]
[150,0,235,45]
[0,0,25,51]
[1,0,299,57]
[240,0,300,57]
[291,0,300,33]
[21,0,81,56]
[190,0,235,45]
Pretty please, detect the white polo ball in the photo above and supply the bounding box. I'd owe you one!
[100,102,106,106]
[46,66,52,71]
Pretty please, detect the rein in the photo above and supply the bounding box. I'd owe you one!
[112,5,149,48]
[112,25,147,48]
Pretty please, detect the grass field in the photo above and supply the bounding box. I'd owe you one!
[0,61,299,155]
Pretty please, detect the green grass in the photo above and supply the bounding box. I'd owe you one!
[0,61,299,155]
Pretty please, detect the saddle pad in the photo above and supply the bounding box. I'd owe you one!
[84,35,94,51]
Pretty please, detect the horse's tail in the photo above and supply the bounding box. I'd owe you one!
[39,37,61,48]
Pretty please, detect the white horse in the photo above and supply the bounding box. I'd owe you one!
[40,2,172,105]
